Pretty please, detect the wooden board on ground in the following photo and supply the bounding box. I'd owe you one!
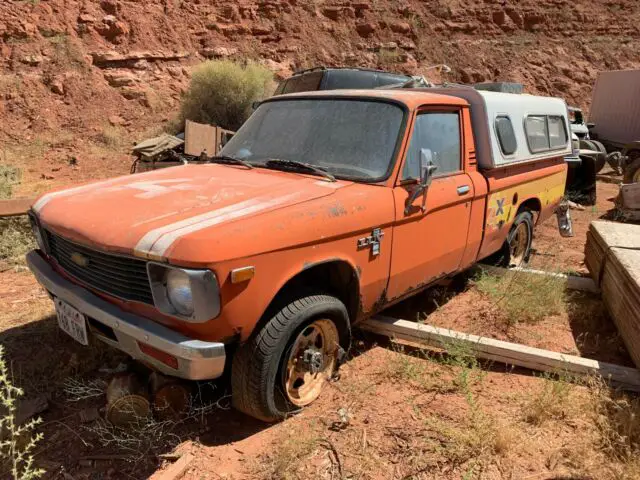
[361,315,640,392]
[585,221,640,367]
[479,265,599,293]
[0,197,35,217]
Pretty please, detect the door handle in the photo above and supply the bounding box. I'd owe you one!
[457,185,470,195]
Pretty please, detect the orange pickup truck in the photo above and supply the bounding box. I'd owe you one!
[27,88,572,421]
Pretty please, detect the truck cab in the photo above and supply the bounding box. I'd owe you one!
[27,88,570,422]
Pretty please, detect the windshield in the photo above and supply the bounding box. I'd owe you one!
[219,98,405,181]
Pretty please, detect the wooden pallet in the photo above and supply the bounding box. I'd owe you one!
[361,315,640,392]
[585,221,640,368]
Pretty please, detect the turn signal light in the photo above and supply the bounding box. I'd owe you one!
[230,266,255,284]
[137,341,179,370]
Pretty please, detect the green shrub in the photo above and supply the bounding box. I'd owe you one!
[179,60,274,131]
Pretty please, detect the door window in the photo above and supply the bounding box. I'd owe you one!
[402,112,461,181]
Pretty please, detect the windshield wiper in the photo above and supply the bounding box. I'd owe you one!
[263,158,336,182]
[208,155,253,169]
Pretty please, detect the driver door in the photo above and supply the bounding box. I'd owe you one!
[386,108,473,300]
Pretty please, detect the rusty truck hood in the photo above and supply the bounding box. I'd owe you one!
[35,164,353,261]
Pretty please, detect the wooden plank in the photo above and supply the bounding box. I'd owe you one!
[478,265,599,294]
[586,221,640,367]
[184,120,217,157]
[361,315,640,392]
[149,453,194,480]
[0,197,35,217]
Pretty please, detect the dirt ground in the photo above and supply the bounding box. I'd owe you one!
[2,180,639,480]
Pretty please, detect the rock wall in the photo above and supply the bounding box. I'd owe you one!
[1,0,639,143]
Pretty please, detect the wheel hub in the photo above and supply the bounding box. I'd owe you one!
[283,318,339,407]
[302,348,324,374]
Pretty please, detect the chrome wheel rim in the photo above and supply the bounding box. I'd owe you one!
[284,319,339,407]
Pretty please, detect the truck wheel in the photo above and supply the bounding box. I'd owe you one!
[231,294,350,422]
[590,140,608,173]
[623,157,640,184]
[506,211,534,267]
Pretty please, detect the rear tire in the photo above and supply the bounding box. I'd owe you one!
[505,210,534,267]
[231,294,350,422]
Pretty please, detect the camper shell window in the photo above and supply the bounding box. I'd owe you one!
[495,116,517,155]
[525,114,568,153]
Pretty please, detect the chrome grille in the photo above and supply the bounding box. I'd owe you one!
[45,231,153,305]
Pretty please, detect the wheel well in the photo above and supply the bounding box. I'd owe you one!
[258,260,360,332]
[517,198,541,223]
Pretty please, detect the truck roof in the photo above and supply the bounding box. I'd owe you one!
[272,88,469,110]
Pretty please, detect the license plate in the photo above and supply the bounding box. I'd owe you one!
[55,298,89,345]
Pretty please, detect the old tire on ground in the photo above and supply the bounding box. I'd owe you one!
[231,294,350,422]
[623,157,640,184]
[506,210,534,267]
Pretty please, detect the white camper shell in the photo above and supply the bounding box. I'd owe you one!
[426,87,571,170]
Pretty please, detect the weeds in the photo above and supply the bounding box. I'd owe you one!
[0,346,44,480]
[588,377,640,462]
[95,126,126,150]
[474,269,567,325]
[0,165,20,200]
[0,218,34,266]
[522,373,573,425]
[82,381,229,464]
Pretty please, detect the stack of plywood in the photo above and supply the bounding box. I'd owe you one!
[586,221,640,367]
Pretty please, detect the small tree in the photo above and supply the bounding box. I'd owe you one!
[0,346,44,480]
[179,60,274,131]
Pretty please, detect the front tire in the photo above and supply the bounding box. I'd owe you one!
[231,294,350,422]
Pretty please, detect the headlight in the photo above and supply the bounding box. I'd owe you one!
[166,269,194,316]
[147,263,220,322]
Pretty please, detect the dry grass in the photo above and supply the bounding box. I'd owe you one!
[588,377,640,463]
[521,373,573,426]
[474,269,567,325]
[0,165,20,200]
[95,125,127,151]
[0,166,34,266]
[0,217,34,266]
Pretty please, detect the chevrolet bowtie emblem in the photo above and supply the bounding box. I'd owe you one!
[357,228,384,256]
[70,252,90,267]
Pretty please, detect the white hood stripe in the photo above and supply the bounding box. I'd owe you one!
[32,176,127,213]
[135,192,302,258]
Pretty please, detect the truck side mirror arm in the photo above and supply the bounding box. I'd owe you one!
[404,149,437,215]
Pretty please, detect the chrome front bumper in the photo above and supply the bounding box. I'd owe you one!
[26,251,226,380]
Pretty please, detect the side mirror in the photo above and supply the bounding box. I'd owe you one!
[587,122,595,129]
[405,149,437,215]
[420,148,437,188]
